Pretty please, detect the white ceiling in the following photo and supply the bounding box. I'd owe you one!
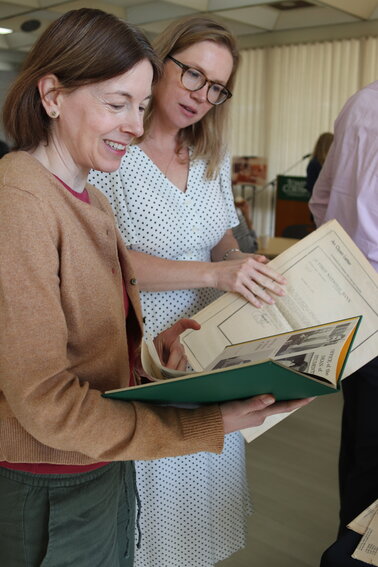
[1,0,378,67]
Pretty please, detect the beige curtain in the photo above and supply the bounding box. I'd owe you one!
[231,36,377,236]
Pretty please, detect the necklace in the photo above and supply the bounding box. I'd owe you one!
[163,148,177,178]
[141,137,178,178]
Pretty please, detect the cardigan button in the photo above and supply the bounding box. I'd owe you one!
[130,278,137,285]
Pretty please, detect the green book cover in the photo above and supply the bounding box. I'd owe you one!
[103,317,361,405]
[104,360,336,405]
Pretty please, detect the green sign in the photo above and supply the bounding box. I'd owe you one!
[277,175,310,202]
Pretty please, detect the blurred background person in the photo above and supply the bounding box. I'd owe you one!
[306,131,334,196]
[89,15,288,567]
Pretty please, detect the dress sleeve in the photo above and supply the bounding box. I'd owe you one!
[219,153,239,229]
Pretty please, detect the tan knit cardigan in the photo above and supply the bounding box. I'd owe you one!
[0,152,224,464]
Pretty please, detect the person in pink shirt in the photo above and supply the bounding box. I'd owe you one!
[310,82,378,567]
[309,82,378,271]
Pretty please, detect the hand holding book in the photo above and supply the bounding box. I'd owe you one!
[220,394,314,434]
[141,317,315,436]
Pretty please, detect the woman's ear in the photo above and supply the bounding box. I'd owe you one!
[38,74,62,119]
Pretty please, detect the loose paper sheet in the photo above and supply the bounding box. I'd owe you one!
[348,500,378,535]
[351,509,378,565]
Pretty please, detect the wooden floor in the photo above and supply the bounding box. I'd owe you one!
[219,394,343,567]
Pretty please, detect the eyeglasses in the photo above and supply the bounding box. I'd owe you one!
[167,55,232,106]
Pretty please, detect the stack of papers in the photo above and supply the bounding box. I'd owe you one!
[348,500,378,565]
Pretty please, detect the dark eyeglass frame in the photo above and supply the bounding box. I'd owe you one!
[166,55,232,106]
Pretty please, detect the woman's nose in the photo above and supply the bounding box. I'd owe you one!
[121,112,144,138]
[190,84,208,103]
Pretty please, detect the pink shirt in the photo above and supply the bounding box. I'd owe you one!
[309,81,378,272]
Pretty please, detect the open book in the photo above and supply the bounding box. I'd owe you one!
[104,316,360,403]
[178,219,378,440]
[104,220,378,441]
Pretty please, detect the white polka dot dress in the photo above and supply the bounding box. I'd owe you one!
[89,146,251,567]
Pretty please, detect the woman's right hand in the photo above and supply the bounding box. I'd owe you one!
[220,395,314,434]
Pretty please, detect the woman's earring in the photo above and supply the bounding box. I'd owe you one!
[50,110,59,118]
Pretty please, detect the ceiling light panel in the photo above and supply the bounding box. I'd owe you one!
[138,17,178,34]
[165,0,208,9]
[209,0,267,9]
[270,1,314,10]
[5,29,40,49]
[275,5,358,29]
[317,0,378,20]
[216,5,279,30]
[212,13,266,35]
[126,1,197,24]
[0,2,35,19]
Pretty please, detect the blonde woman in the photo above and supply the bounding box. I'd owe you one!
[90,16,290,567]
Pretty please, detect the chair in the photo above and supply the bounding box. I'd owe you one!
[281,223,315,239]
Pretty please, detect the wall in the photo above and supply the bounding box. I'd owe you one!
[230,35,378,235]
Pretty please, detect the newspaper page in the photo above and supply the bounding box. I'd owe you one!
[346,500,378,565]
[144,317,358,385]
[141,336,192,381]
[352,510,378,565]
[206,319,358,385]
[180,220,378,376]
[349,500,378,535]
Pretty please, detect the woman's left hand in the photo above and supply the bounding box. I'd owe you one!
[154,319,201,370]
[210,251,287,308]
[210,229,287,307]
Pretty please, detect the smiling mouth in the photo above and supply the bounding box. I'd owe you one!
[105,140,127,151]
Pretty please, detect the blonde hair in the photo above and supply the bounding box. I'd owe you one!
[312,132,334,165]
[142,16,239,179]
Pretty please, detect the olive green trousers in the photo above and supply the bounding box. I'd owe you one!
[0,462,136,567]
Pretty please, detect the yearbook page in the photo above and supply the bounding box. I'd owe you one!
[180,220,378,377]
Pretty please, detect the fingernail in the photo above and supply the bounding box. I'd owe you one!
[261,395,275,405]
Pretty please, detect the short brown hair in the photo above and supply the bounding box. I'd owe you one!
[3,8,162,151]
[142,16,240,179]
